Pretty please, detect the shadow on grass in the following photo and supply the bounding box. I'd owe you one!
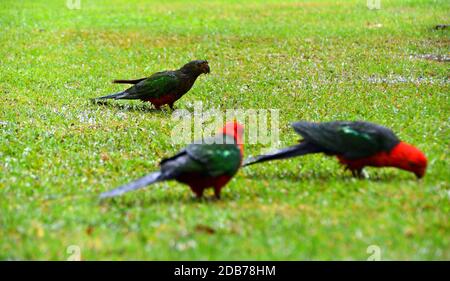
[98,190,225,207]
[242,167,410,183]
[86,167,418,208]
[90,99,172,114]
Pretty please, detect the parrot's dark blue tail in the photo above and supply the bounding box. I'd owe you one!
[243,142,323,167]
[95,91,127,100]
[99,171,164,199]
[113,78,146,84]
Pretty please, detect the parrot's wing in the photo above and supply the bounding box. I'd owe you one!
[186,134,242,177]
[292,121,400,159]
[122,71,180,99]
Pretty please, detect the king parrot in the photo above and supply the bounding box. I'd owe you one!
[100,121,244,199]
[95,60,210,109]
[243,121,427,178]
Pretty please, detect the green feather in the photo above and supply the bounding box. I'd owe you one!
[186,134,242,177]
[159,134,241,179]
[125,72,179,99]
[292,121,400,159]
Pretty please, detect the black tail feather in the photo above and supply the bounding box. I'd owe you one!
[113,78,146,84]
[243,142,322,167]
[99,171,164,199]
[94,91,128,100]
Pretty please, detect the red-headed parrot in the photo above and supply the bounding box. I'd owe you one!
[95,60,210,109]
[100,121,244,199]
[244,121,427,178]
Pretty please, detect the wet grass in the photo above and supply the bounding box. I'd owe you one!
[0,0,449,260]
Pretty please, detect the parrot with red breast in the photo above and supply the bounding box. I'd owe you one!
[244,121,427,178]
[95,60,210,110]
[100,121,244,199]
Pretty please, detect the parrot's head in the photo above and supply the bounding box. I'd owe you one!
[181,60,210,76]
[222,121,244,152]
[390,142,427,179]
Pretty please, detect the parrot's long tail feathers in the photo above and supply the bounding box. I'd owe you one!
[99,171,163,199]
[95,91,127,100]
[243,142,322,167]
[113,78,146,84]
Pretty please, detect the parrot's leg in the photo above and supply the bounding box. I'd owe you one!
[190,186,204,199]
[360,169,369,179]
[351,168,367,179]
[213,186,222,200]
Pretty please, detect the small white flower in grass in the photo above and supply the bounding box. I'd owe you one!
[23,147,32,157]
[174,240,197,251]
[116,112,127,120]
[367,23,383,29]
[77,111,96,125]
[355,229,363,239]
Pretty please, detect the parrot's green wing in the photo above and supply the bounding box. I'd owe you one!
[123,71,180,99]
[292,121,400,159]
[185,134,242,177]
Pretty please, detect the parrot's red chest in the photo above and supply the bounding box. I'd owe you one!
[143,93,179,108]
[176,174,233,198]
[337,152,390,170]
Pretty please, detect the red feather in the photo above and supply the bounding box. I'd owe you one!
[144,93,178,109]
[177,174,233,199]
[337,141,427,178]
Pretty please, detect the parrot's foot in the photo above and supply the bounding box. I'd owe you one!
[193,196,210,204]
[350,168,369,179]
[435,24,449,30]
[360,170,369,179]
[191,187,204,200]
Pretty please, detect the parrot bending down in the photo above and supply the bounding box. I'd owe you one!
[95,60,210,109]
[100,121,244,199]
[243,121,427,178]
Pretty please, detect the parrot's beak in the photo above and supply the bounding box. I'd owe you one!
[414,166,426,179]
[415,171,424,179]
[202,63,210,74]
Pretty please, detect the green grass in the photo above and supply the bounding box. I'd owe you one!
[0,0,449,260]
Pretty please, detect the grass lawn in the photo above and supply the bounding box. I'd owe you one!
[0,0,449,260]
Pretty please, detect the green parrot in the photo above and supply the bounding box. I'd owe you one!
[95,60,210,109]
[100,121,244,199]
[244,121,427,178]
